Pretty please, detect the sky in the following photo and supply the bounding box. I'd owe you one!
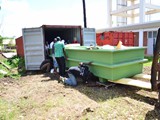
[0,0,160,38]
[0,0,108,38]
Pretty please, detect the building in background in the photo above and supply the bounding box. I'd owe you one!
[2,38,15,50]
[97,0,160,56]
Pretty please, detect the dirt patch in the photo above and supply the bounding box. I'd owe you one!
[143,66,151,75]
[1,66,160,119]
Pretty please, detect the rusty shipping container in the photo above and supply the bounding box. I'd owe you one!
[16,36,24,57]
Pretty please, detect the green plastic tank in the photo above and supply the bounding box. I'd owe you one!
[65,46,147,81]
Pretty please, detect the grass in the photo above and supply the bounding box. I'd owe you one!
[144,56,153,66]
[0,74,159,119]
[0,97,41,120]
[144,56,160,67]
[42,96,66,111]
[0,97,71,119]
[0,55,159,119]
[0,98,20,120]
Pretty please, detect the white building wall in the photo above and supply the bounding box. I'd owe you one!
[105,0,160,55]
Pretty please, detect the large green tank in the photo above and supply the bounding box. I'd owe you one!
[65,46,147,81]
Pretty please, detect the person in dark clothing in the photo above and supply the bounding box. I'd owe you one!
[45,41,49,57]
[40,56,53,73]
[58,62,98,86]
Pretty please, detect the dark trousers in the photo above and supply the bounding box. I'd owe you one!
[56,56,66,76]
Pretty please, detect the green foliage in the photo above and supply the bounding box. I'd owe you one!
[0,65,7,79]
[145,56,153,62]
[0,74,5,79]
[3,56,20,68]
[0,35,3,46]
[143,56,160,66]
[17,57,26,75]
[0,56,26,79]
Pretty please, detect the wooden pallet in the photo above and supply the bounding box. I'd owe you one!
[95,74,151,89]
[109,79,151,89]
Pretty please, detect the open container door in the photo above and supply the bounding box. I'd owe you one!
[82,28,96,46]
[22,27,45,70]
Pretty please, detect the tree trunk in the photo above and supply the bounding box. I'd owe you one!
[151,28,160,91]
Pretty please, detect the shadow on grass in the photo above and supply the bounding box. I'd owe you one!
[21,70,60,82]
[75,83,160,119]
[41,73,60,82]
[145,103,160,120]
[71,83,157,105]
[42,71,158,106]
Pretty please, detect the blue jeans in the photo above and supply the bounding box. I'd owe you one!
[64,73,77,86]
[53,59,58,68]
[52,54,58,68]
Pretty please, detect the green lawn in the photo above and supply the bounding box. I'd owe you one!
[144,56,153,66]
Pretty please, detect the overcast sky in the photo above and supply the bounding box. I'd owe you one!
[0,0,107,37]
[0,0,160,38]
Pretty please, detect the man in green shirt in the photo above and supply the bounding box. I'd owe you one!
[54,36,67,77]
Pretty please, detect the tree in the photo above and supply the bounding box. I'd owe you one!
[0,35,3,46]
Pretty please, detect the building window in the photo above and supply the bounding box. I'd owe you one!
[148,31,152,38]
[153,31,157,38]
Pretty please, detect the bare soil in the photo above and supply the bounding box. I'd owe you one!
[0,66,160,120]
[143,66,151,75]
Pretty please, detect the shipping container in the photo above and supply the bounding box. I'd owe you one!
[124,32,129,38]
[112,39,119,46]
[82,28,96,46]
[96,33,101,42]
[123,39,129,46]
[22,25,96,70]
[129,32,134,39]
[113,32,119,39]
[96,31,135,47]
[96,33,104,46]
[128,38,134,46]
[104,32,110,39]
[119,32,124,39]
[96,32,113,46]
[103,39,111,45]
[16,36,24,57]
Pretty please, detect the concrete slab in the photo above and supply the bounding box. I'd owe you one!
[2,52,17,58]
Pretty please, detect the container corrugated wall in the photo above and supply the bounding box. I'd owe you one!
[16,36,24,57]
[96,31,134,46]
[23,27,45,70]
